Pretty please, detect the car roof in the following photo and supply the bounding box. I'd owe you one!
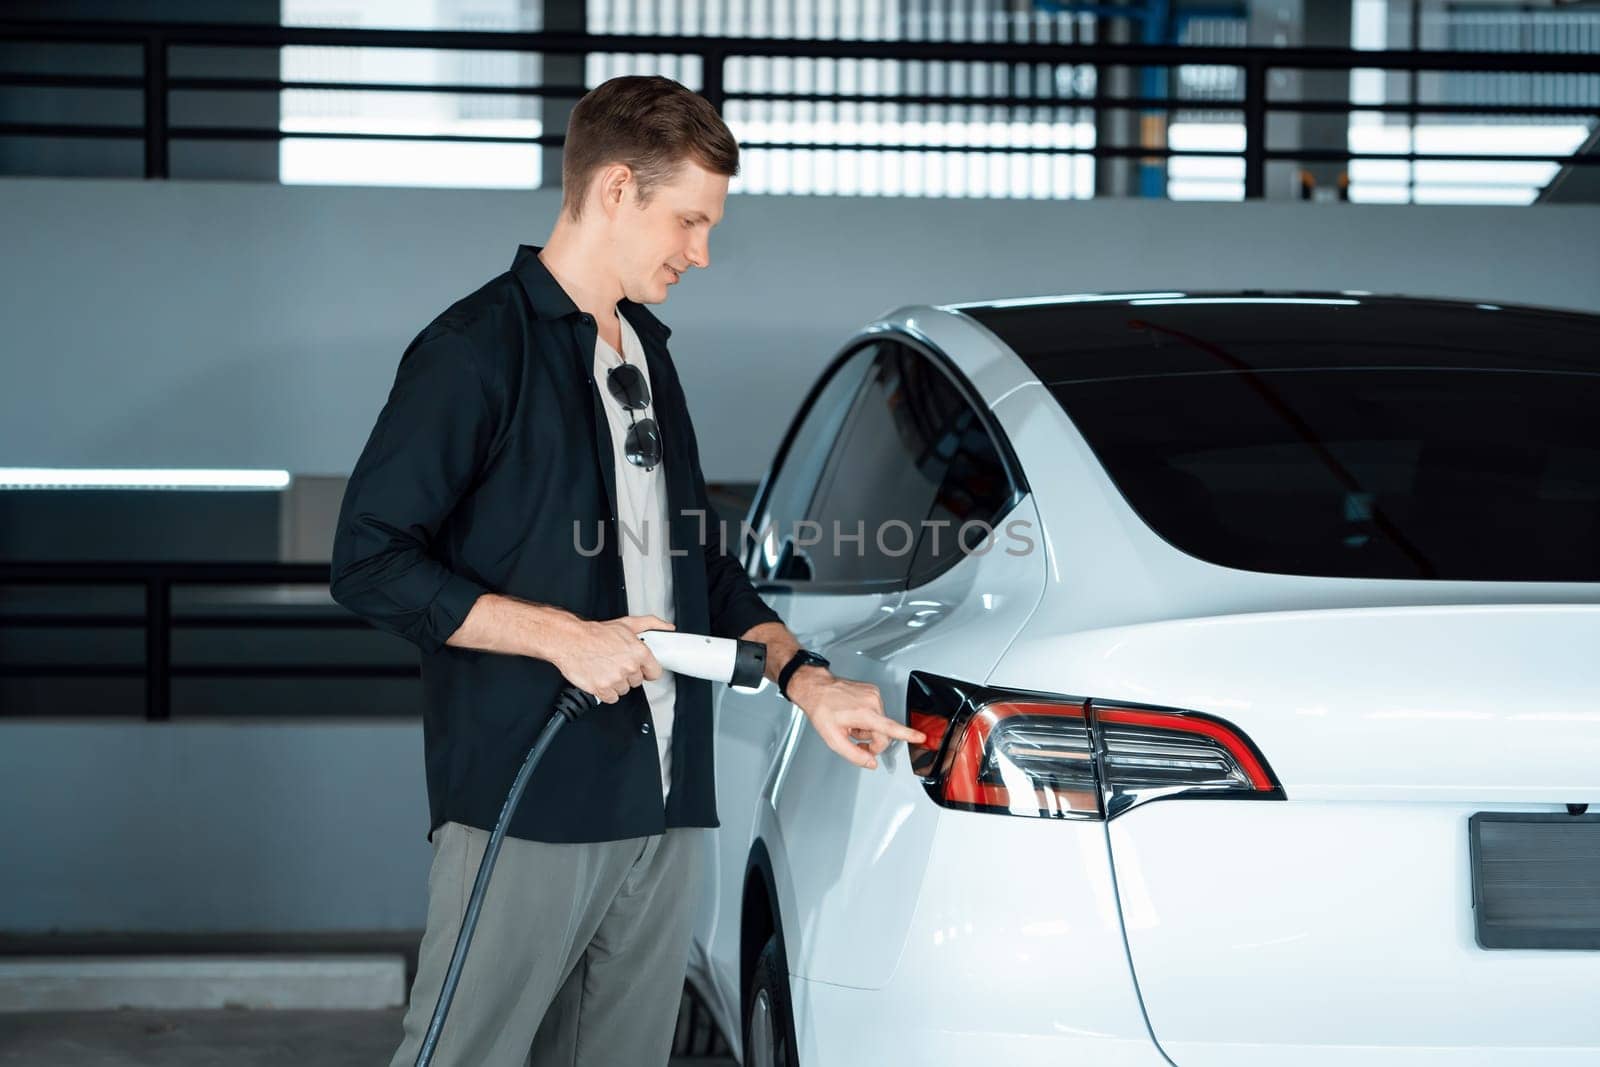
[943,289,1596,320]
[929,291,1600,387]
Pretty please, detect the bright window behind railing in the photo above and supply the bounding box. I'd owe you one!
[1343,0,1595,206]
[276,0,1597,203]
[280,0,544,188]
[1166,0,1596,204]
[586,0,1100,199]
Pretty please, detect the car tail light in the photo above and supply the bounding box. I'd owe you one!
[908,671,1284,820]
[941,699,1099,818]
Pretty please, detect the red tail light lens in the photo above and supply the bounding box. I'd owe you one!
[943,700,1099,818]
[1096,706,1276,791]
[908,672,1283,820]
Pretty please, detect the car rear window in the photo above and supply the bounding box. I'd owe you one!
[1052,367,1600,581]
[961,299,1600,582]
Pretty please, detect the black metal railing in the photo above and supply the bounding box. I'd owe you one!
[2,18,1598,197]
[0,561,411,721]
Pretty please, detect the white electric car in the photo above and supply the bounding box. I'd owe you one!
[686,292,1600,1067]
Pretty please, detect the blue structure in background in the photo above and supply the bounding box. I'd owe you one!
[1035,0,1249,197]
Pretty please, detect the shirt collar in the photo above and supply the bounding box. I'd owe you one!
[511,243,673,341]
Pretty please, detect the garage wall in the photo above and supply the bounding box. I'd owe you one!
[3,179,1600,936]
[0,722,429,934]
[3,177,1598,483]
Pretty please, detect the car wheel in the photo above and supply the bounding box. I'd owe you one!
[744,934,799,1067]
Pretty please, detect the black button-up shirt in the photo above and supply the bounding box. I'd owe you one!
[330,244,781,844]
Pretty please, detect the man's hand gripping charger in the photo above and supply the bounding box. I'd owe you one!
[414,630,766,1067]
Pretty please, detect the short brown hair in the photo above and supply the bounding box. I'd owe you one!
[560,75,739,221]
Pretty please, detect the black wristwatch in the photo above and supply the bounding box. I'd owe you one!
[778,649,831,701]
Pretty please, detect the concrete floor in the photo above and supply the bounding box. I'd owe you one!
[0,1009,737,1066]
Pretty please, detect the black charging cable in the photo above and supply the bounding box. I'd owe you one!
[414,684,599,1067]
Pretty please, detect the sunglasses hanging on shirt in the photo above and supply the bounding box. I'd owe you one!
[605,362,663,471]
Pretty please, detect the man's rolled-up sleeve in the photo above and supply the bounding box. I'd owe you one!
[683,410,783,642]
[330,326,496,654]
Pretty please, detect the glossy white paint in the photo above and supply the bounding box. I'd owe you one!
[762,585,919,991]
[776,498,1046,988]
[988,603,1600,1064]
[793,973,1176,1067]
[991,604,1600,802]
[1107,801,1600,1067]
[790,815,1168,1067]
[874,305,1041,410]
[689,303,1600,1066]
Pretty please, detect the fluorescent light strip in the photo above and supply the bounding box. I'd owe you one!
[0,468,292,491]
[1128,297,1361,307]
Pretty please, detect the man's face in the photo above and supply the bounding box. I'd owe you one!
[612,160,728,305]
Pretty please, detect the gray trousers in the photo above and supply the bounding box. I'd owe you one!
[390,821,706,1067]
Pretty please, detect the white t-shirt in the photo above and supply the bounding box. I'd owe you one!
[594,311,677,802]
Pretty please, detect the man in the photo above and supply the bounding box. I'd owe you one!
[329,75,924,1067]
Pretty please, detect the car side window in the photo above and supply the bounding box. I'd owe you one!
[801,343,1013,588]
[747,344,877,581]
[905,373,1018,587]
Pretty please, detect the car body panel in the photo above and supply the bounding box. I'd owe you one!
[990,603,1600,803]
[988,603,1600,1063]
[1107,801,1600,1067]
[793,975,1175,1067]
[697,489,1048,984]
[791,812,1169,1067]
